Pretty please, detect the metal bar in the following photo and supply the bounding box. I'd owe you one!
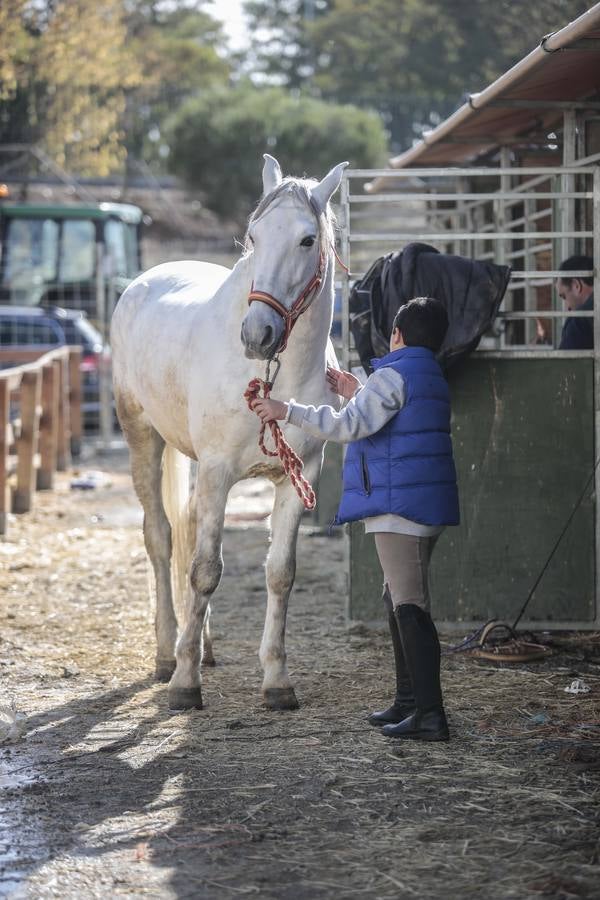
[349,231,592,241]
[506,243,553,260]
[593,166,600,622]
[339,173,352,626]
[573,150,600,168]
[409,174,591,221]
[95,243,112,450]
[345,269,593,281]
[511,269,594,277]
[508,282,554,290]
[348,166,597,177]
[340,174,351,373]
[561,109,577,262]
[511,172,560,195]
[506,208,551,228]
[497,149,511,348]
[497,310,593,319]
[523,194,535,344]
[348,192,593,202]
[474,349,594,359]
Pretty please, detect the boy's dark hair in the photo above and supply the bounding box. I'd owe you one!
[559,255,594,287]
[392,297,448,353]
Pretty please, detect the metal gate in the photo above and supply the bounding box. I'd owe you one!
[337,164,600,629]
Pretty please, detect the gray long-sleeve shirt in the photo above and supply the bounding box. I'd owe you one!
[286,367,405,441]
[285,368,442,537]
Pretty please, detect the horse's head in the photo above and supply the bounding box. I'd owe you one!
[241,154,348,360]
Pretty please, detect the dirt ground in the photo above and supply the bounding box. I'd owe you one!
[1,451,599,900]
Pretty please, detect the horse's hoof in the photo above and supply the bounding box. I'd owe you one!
[201,656,217,668]
[263,687,299,711]
[168,686,203,711]
[155,658,176,682]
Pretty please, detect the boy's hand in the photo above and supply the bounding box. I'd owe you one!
[252,398,288,424]
[326,365,361,401]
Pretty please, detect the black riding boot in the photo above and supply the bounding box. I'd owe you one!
[368,587,415,726]
[382,603,449,741]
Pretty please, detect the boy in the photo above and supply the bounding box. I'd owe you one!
[252,297,459,741]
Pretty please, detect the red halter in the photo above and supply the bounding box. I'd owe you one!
[247,251,326,353]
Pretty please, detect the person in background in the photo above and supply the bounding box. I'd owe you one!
[557,255,594,350]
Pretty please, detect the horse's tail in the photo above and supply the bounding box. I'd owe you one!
[161,444,193,620]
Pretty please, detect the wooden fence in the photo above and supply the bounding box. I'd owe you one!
[0,346,82,535]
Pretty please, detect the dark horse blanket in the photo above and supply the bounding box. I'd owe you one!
[349,242,511,374]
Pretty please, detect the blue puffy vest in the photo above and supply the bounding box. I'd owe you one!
[335,346,460,526]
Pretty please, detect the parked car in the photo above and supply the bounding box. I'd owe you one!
[0,305,107,430]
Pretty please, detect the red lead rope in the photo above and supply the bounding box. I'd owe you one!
[244,377,316,510]
[244,242,347,510]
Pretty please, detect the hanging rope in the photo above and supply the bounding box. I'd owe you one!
[244,377,316,510]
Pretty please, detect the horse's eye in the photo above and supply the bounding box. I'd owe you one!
[300,236,316,248]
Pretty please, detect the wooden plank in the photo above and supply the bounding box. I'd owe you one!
[12,369,41,514]
[0,380,9,534]
[56,356,71,472]
[37,362,59,490]
[0,349,55,364]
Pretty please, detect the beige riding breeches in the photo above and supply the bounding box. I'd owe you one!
[374,533,439,611]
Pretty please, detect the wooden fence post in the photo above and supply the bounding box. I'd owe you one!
[12,369,41,514]
[0,380,9,534]
[37,361,59,490]
[68,348,82,458]
[56,354,71,472]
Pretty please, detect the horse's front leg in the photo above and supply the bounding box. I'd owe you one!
[260,456,320,710]
[168,464,232,711]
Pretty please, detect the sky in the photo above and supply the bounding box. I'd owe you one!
[212,0,249,50]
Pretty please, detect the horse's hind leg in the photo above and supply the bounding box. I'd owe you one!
[168,464,231,710]
[184,492,216,668]
[201,606,216,667]
[120,406,177,681]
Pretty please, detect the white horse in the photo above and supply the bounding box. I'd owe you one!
[111,154,347,711]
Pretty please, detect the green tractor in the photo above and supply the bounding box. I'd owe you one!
[0,199,143,326]
[0,196,144,442]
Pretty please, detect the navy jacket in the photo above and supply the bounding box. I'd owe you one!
[559,293,594,350]
[335,346,460,526]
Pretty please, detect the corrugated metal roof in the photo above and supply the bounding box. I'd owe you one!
[368,3,600,189]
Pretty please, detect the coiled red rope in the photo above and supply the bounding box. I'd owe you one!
[244,377,316,510]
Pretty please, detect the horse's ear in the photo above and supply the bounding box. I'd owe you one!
[262,154,283,195]
[311,161,349,214]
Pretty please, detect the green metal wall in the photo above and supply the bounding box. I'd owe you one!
[310,442,343,529]
[349,357,596,626]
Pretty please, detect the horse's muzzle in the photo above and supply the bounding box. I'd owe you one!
[241,309,284,360]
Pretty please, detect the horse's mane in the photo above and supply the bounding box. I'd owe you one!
[244,177,335,257]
